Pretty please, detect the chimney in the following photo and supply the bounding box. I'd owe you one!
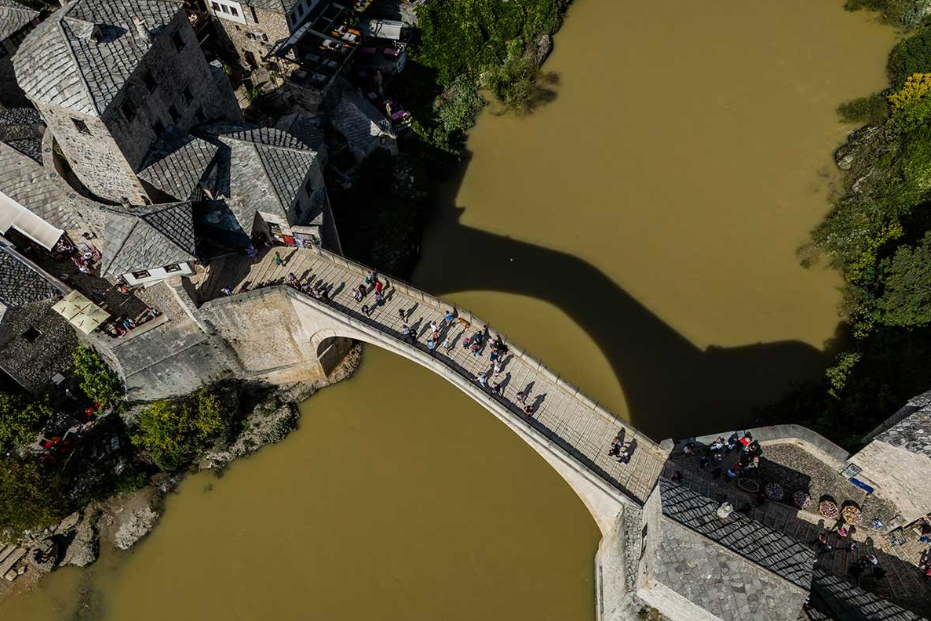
[132,16,152,43]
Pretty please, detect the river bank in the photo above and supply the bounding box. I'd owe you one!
[0,345,362,607]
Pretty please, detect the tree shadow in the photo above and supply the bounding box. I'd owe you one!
[406,149,834,441]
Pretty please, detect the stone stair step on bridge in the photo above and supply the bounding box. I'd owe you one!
[197,246,669,506]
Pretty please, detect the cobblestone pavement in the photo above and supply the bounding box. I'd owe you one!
[195,246,668,504]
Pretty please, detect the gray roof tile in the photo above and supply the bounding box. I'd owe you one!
[100,201,197,275]
[0,0,37,43]
[14,0,180,116]
[138,128,218,201]
[330,89,394,159]
[0,246,59,309]
[0,143,79,230]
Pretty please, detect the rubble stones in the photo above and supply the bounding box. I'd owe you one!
[61,515,98,568]
[114,507,158,550]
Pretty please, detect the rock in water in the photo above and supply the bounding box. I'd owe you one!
[114,507,158,550]
[62,515,99,567]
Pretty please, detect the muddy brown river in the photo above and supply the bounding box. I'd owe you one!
[4,1,895,619]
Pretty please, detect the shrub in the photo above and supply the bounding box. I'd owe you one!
[0,455,68,534]
[877,230,931,326]
[131,391,227,471]
[837,94,889,124]
[486,57,559,114]
[0,394,52,453]
[888,73,931,130]
[846,0,930,29]
[73,346,123,408]
[888,27,931,88]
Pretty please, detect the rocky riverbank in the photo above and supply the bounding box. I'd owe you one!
[0,343,362,606]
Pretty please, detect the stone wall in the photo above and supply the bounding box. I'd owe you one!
[38,105,146,204]
[211,7,289,71]
[595,507,643,621]
[635,484,663,591]
[848,440,931,522]
[102,11,241,173]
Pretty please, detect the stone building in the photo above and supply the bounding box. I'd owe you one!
[13,0,242,205]
[207,0,303,70]
[330,87,396,162]
[0,0,38,108]
[99,202,198,286]
[849,390,931,524]
[197,123,335,248]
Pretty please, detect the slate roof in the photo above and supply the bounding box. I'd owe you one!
[0,143,79,231]
[276,112,326,155]
[198,123,318,234]
[0,107,43,164]
[138,128,218,201]
[654,519,809,621]
[330,89,394,160]
[240,0,300,14]
[100,202,197,275]
[14,0,181,116]
[813,569,925,621]
[0,246,59,310]
[659,478,815,589]
[876,391,931,460]
[0,0,37,43]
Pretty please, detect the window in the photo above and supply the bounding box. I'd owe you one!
[171,31,185,51]
[120,99,136,122]
[21,327,41,342]
[219,3,228,12]
[230,6,238,16]
[169,105,181,123]
[71,118,91,135]
[164,263,182,273]
[152,119,165,136]
[250,6,258,22]
[211,1,220,9]
[182,85,193,104]
[143,71,157,92]
[131,270,151,279]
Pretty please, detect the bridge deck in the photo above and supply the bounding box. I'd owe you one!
[195,247,667,504]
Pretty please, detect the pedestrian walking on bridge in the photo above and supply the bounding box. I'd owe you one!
[274,251,284,267]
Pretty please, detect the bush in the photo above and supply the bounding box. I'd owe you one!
[846,0,930,29]
[0,455,68,534]
[486,57,559,114]
[888,27,931,88]
[837,94,889,124]
[73,346,123,408]
[0,394,52,453]
[888,73,931,130]
[131,391,227,471]
[878,230,931,326]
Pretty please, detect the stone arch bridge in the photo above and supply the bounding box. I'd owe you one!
[193,246,667,532]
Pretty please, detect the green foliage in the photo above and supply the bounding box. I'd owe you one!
[73,346,123,408]
[487,57,559,114]
[826,352,862,399]
[838,94,890,124]
[0,394,52,453]
[877,230,931,325]
[435,77,485,135]
[0,456,68,534]
[889,27,931,88]
[845,0,929,29]
[131,391,227,471]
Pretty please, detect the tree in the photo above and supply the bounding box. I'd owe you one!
[0,456,68,534]
[878,230,931,326]
[72,346,123,408]
[0,394,52,454]
[131,391,227,471]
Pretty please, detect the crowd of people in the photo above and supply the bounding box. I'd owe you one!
[681,431,763,483]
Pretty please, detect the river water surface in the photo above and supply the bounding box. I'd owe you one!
[5,1,895,619]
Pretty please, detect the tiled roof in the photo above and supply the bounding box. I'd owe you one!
[0,143,79,231]
[0,0,37,43]
[330,89,394,159]
[14,0,180,116]
[138,128,218,201]
[241,0,300,14]
[0,107,43,164]
[276,113,326,154]
[876,390,931,459]
[100,202,197,275]
[0,246,59,310]
[659,478,815,589]
[813,569,924,621]
[198,123,318,235]
[654,519,808,621]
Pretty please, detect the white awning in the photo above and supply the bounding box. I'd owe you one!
[52,290,110,334]
[360,18,403,41]
[0,190,63,250]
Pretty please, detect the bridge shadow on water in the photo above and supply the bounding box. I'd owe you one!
[407,150,837,442]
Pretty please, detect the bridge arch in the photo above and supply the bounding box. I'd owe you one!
[293,291,635,534]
